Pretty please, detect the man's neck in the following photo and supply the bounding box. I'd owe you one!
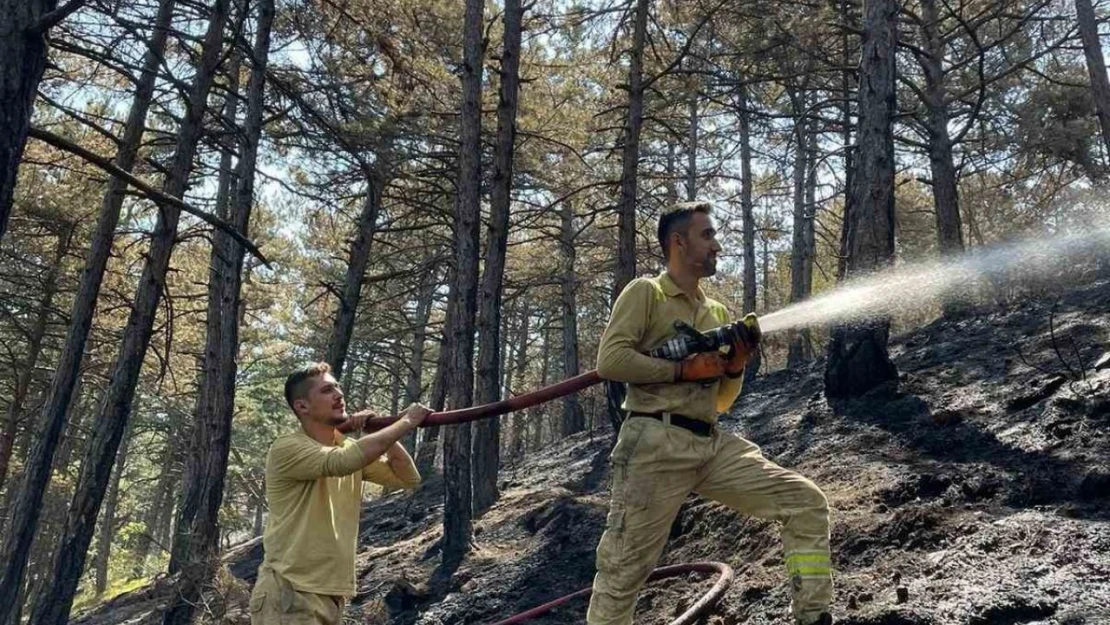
[666,265,700,299]
[301,419,337,445]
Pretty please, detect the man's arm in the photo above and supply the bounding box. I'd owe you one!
[597,280,678,384]
[269,406,429,480]
[717,312,760,414]
[363,441,421,488]
[716,367,744,414]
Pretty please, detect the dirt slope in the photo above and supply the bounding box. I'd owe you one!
[71,278,1110,625]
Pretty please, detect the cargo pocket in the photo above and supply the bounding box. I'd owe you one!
[249,590,266,614]
[624,421,666,509]
[596,495,628,574]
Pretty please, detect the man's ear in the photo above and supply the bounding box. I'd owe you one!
[292,398,308,418]
[670,231,685,257]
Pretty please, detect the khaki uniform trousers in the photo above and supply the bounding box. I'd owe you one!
[587,416,832,625]
[249,567,345,625]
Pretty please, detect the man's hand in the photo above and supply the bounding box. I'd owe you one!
[346,410,377,433]
[400,403,432,428]
[676,352,728,382]
[725,313,762,378]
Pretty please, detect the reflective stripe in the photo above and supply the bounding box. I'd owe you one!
[786,551,832,577]
[788,566,832,576]
[786,554,831,563]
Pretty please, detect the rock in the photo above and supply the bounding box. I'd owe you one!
[848,594,859,610]
[385,578,429,613]
[858,592,874,603]
[1078,472,1110,500]
[1006,375,1067,412]
[1094,351,1110,371]
[931,409,965,426]
[926,550,948,565]
[896,586,910,603]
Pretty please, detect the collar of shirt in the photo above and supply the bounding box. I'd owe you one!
[658,270,706,303]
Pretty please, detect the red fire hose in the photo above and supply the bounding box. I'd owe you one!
[337,370,604,433]
[338,371,736,623]
[488,561,734,625]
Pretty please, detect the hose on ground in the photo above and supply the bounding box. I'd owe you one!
[489,561,734,625]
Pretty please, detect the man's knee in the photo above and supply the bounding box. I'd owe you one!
[798,478,828,513]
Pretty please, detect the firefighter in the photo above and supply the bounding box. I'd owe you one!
[249,362,430,625]
[589,202,833,625]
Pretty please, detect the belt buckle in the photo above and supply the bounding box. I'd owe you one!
[661,412,672,427]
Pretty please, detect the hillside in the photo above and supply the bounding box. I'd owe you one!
[72,278,1110,625]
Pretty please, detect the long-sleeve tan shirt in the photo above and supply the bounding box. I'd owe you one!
[597,271,744,423]
[259,429,421,596]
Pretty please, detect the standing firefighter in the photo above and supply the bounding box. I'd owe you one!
[589,202,833,625]
[249,362,431,625]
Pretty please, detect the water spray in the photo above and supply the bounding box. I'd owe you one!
[759,227,1110,335]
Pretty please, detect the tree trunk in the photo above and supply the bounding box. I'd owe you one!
[22,1,231,622]
[614,0,650,298]
[252,492,264,538]
[560,202,584,436]
[665,142,678,202]
[415,338,447,477]
[804,126,817,294]
[325,172,384,381]
[473,0,523,516]
[405,268,437,454]
[163,1,272,621]
[739,83,757,316]
[825,0,899,399]
[132,442,176,576]
[510,303,530,461]
[1077,0,1110,163]
[788,90,810,369]
[0,222,73,496]
[686,96,698,200]
[0,0,61,243]
[838,0,856,281]
[390,369,404,448]
[920,0,964,257]
[442,0,485,563]
[607,0,650,436]
[49,374,82,479]
[0,1,178,619]
[737,82,761,380]
[93,422,133,595]
[761,232,770,311]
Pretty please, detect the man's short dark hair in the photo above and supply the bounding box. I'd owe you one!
[658,201,713,260]
[284,362,331,410]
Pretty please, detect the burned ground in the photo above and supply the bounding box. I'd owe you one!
[72,278,1110,625]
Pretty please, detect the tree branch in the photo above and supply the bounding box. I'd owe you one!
[28,126,271,267]
[29,0,87,34]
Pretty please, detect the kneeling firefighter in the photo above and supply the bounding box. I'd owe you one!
[589,202,833,625]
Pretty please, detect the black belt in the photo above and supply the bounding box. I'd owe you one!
[628,412,713,437]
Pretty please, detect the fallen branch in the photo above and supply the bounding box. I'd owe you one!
[28,126,271,267]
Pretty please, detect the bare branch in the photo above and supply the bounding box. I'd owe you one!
[28,126,271,267]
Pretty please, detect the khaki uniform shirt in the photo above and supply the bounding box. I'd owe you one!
[259,430,421,597]
[597,271,743,423]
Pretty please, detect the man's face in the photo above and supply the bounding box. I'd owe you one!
[294,373,346,425]
[676,212,722,277]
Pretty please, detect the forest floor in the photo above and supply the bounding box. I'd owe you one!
[72,276,1110,625]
